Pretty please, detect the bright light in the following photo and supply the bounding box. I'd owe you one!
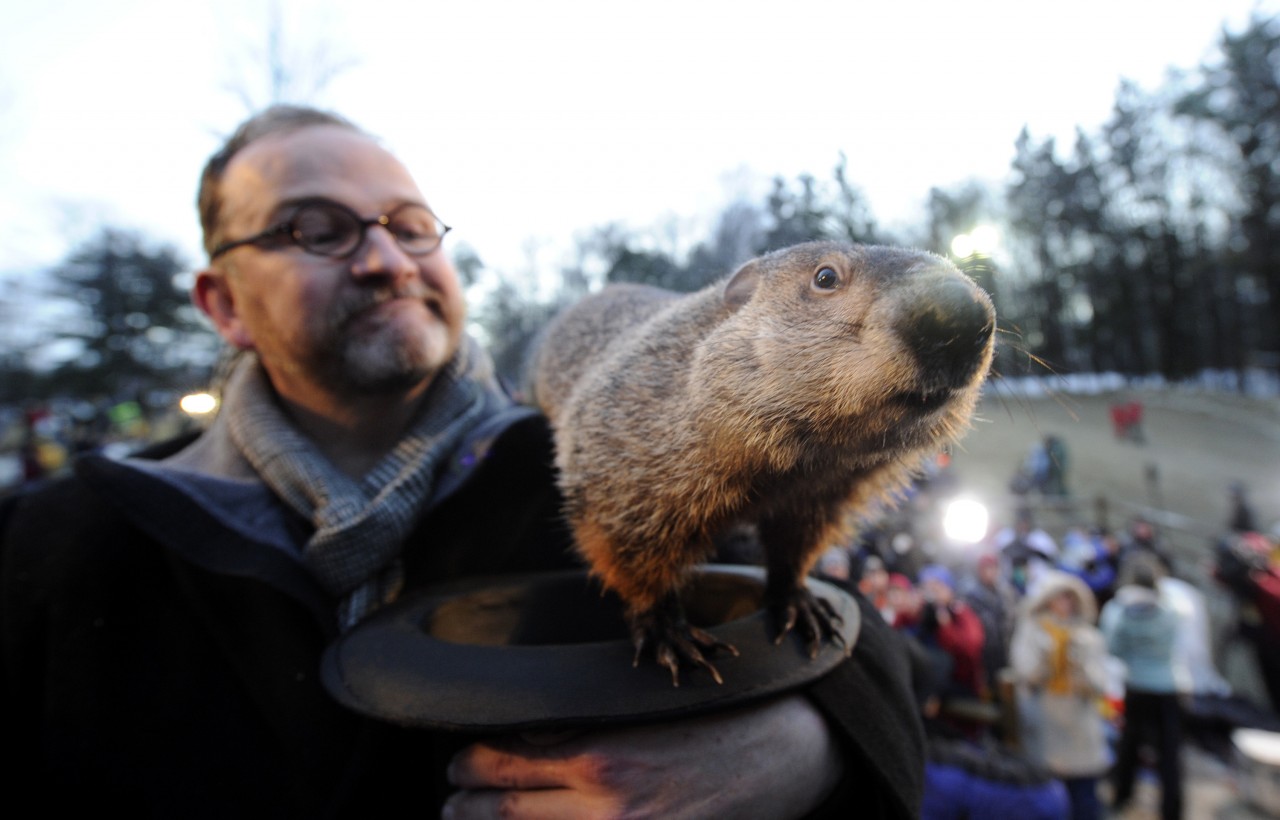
[180,392,218,416]
[969,225,999,254]
[943,498,989,544]
[950,225,1000,258]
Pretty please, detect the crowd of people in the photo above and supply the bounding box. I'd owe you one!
[815,487,1280,820]
[2,399,195,493]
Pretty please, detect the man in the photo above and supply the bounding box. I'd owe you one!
[0,105,922,817]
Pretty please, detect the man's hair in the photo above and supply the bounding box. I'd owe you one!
[197,104,363,258]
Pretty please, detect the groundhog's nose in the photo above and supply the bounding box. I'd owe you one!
[898,277,995,389]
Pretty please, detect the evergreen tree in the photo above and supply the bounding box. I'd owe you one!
[43,229,215,399]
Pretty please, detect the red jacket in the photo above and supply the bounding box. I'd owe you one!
[933,603,987,697]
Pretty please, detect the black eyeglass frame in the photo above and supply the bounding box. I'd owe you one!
[209,198,452,260]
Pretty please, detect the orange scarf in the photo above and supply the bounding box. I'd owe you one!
[1039,617,1073,695]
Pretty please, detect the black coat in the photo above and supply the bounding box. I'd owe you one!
[0,413,922,818]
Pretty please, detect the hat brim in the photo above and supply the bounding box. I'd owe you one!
[321,564,860,731]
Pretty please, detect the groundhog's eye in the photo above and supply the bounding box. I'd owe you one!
[813,267,840,290]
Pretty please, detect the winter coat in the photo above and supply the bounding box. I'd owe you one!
[1009,571,1112,777]
[959,575,1018,686]
[1,406,925,818]
[920,601,987,697]
[922,737,1069,820]
[1100,585,1179,694]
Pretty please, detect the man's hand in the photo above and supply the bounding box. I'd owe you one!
[442,693,843,819]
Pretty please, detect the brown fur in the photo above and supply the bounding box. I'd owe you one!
[531,241,996,645]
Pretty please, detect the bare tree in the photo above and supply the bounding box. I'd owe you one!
[221,0,359,112]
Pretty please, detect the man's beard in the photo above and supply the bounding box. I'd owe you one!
[312,282,458,395]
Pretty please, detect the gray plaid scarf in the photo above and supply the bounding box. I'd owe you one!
[223,337,496,630]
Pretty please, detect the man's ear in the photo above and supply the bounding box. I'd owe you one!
[193,268,254,350]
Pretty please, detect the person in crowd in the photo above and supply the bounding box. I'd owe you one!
[1108,400,1144,443]
[922,735,1071,820]
[1041,435,1069,497]
[1118,515,1174,573]
[0,105,924,817]
[887,572,921,629]
[1059,527,1120,608]
[18,408,54,485]
[18,437,44,485]
[959,552,1019,697]
[1127,559,1232,699]
[887,572,951,728]
[857,554,893,620]
[994,508,1059,596]
[1212,530,1280,713]
[915,564,987,703]
[1009,571,1111,820]
[1010,438,1049,496]
[1101,557,1183,820]
[1227,481,1258,534]
[1009,434,1069,498]
[813,545,859,599]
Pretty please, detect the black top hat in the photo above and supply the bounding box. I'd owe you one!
[321,565,860,731]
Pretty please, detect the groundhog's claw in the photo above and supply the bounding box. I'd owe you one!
[630,599,738,687]
[771,587,848,659]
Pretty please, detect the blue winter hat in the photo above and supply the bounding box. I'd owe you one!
[918,564,954,589]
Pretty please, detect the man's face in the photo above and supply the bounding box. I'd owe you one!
[197,125,465,405]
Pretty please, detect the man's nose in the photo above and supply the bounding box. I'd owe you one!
[349,225,419,280]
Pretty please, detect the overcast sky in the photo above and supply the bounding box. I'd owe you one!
[1,0,1275,283]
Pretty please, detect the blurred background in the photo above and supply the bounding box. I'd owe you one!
[1,0,1277,497]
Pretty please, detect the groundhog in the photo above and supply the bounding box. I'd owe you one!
[531,241,996,685]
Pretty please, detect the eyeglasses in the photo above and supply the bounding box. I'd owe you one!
[210,198,451,260]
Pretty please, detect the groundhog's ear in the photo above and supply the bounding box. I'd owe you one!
[723,260,762,310]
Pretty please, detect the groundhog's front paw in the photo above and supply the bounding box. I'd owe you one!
[768,586,848,659]
[629,594,739,687]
